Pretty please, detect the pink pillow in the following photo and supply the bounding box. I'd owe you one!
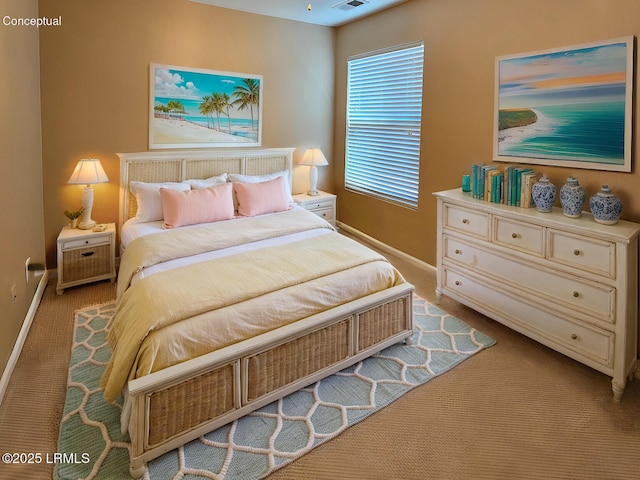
[233,176,292,217]
[160,183,234,229]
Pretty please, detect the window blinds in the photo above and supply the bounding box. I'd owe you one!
[345,41,424,209]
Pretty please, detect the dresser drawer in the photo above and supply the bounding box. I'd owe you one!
[443,204,489,239]
[60,233,111,250]
[493,216,543,256]
[547,230,615,278]
[442,268,614,367]
[443,236,615,322]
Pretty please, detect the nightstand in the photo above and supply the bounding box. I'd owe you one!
[293,191,336,226]
[56,223,116,294]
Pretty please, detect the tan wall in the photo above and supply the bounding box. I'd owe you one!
[334,0,640,266]
[0,0,45,375]
[38,0,335,268]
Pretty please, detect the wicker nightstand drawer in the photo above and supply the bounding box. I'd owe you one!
[57,223,116,294]
[61,243,112,283]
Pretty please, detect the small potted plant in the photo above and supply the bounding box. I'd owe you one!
[64,207,84,228]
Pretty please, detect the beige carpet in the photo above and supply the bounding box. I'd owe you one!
[1,244,639,479]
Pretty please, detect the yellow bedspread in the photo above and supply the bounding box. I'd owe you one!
[101,211,405,403]
[116,209,334,300]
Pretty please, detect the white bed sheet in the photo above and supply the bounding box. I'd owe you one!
[131,228,331,284]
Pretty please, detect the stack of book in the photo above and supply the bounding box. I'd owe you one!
[470,164,539,207]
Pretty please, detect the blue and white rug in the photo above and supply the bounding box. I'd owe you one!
[55,297,494,480]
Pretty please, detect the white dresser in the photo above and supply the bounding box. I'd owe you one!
[434,188,640,400]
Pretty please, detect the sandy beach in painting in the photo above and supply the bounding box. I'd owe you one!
[152,117,253,144]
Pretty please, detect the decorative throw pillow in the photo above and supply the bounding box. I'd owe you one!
[228,170,294,203]
[182,173,228,189]
[160,182,235,229]
[130,181,191,223]
[233,176,292,217]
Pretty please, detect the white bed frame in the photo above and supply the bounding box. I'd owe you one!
[116,148,414,478]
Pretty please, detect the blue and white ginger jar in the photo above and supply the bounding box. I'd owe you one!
[531,175,556,213]
[560,176,585,218]
[589,184,622,225]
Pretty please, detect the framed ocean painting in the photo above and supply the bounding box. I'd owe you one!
[149,64,263,149]
[493,37,633,172]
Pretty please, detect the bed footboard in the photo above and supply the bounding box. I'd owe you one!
[126,283,414,478]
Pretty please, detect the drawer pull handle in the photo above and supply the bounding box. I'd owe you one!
[462,219,469,224]
[511,232,519,239]
[572,291,580,298]
[455,280,461,286]
[571,334,578,340]
[81,251,95,258]
[455,249,462,255]
[573,249,581,256]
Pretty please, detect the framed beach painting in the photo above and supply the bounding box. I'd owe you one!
[493,37,633,172]
[149,64,263,149]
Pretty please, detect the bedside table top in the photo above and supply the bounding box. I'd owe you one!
[293,191,336,202]
[58,222,116,240]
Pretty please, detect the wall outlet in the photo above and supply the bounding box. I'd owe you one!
[25,257,31,284]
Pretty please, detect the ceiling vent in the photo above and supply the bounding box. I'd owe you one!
[333,0,369,11]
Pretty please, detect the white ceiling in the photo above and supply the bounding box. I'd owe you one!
[190,0,408,27]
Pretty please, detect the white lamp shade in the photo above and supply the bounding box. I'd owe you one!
[68,158,109,186]
[300,148,328,167]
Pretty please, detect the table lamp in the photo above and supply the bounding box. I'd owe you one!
[300,148,328,196]
[67,158,109,229]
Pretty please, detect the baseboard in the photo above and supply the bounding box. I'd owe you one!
[337,221,436,274]
[0,269,49,407]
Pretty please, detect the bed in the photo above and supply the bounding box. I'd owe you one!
[106,147,414,478]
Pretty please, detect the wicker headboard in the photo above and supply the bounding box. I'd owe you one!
[117,148,295,233]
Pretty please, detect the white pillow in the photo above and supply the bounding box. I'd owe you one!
[228,170,294,203]
[129,181,191,223]
[183,173,228,189]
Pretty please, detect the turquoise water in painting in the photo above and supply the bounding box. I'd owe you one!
[498,101,625,165]
[154,96,259,139]
[182,115,256,129]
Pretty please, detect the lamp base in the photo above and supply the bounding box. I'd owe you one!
[78,220,96,230]
[307,165,320,197]
[78,185,96,230]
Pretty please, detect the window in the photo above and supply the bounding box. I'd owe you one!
[345,41,424,209]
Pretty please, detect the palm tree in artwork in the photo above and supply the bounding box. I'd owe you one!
[154,104,171,119]
[167,99,187,120]
[232,78,260,132]
[199,95,215,128]
[212,92,232,133]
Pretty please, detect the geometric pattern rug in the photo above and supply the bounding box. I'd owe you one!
[55,296,494,480]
